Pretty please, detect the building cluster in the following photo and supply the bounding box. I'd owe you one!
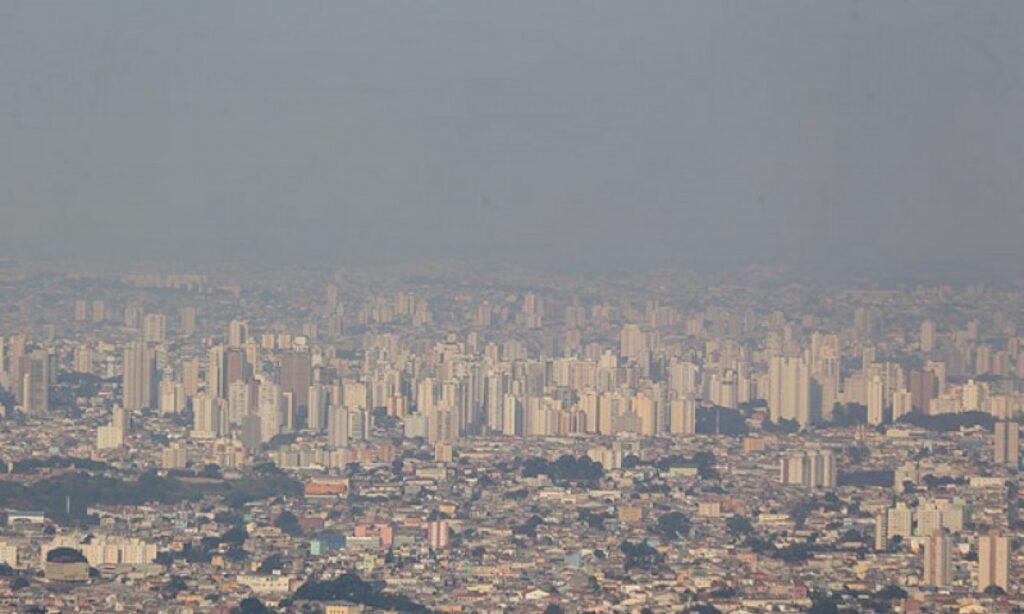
[0,264,1021,611]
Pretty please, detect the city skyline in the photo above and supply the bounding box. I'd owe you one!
[0,263,1022,610]
[1,1,1023,612]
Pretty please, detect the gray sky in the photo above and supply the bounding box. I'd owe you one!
[2,1,1023,275]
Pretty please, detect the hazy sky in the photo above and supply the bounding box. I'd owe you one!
[2,1,1023,275]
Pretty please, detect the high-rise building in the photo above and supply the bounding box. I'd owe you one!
[342,380,369,412]
[780,450,835,489]
[854,306,880,338]
[73,345,92,374]
[416,377,435,416]
[96,423,124,449]
[619,324,648,362]
[668,361,700,398]
[180,307,197,336]
[475,302,492,328]
[307,384,327,432]
[874,510,889,551]
[206,346,224,399]
[22,350,50,416]
[161,442,188,470]
[921,320,936,353]
[7,336,26,400]
[427,519,450,550]
[485,371,506,434]
[502,394,521,437]
[143,313,166,344]
[814,450,836,488]
[769,356,812,426]
[257,381,281,443]
[74,300,88,322]
[91,299,106,323]
[228,319,248,348]
[892,389,914,421]
[159,379,179,414]
[244,338,260,374]
[867,375,885,425]
[191,393,220,439]
[434,441,454,464]
[112,405,130,433]
[669,397,696,435]
[279,350,311,411]
[327,405,349,449]
[123,341,155,411]
[228,380,251,425]
[962,379,985,411]
[908,369,937,414]
[923,530,952,589]
[935,498,968,532]
[182,357,200,399]
[915,504,943,538]
[978,533,1010,593]
[325,284,340,311]
[225,348,249,394]
[925,360,947,394]
[894,462,920,492]
[886,502,913,540]
[994,421,1020,468]
[1009,481,1020,536]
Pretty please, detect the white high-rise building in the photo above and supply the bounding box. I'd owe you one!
[96,423,124,450]
[915,504,943,538]
[44,536,157,567]
[867,375,885,425]
[874,510,889,551]
[887,502,913,540]
[502,394,521,437]
[892,389,914,421]
[228,380,251,425]
[416,377,435,416]
[91,299,106,322]
[923,530,952,588]
[327,405,349,449]
[180,307,197,336]
[228,319,248,347]
[619,324,648,362]
[779,450,835,489]
[22,350,50,416]
[122,341,152,411]
[206,346,224,399]
[161,442,188,470]
[769,356,812,426]
[142,313,166,344]
[978,533,1010,593]
[670,397,697,435]
[191,393,220,439]
[307,384,327,432]
[159,378,179,414]
[74,345,92,374]
[257,381,281,443]
[994,421,1020,468]
[921,320,936,353]
[962,379,985,411]
[485,371,506,433]
[668,361,700,397]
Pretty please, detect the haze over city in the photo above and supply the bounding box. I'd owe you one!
[1,2,1024,614]
[3,1,1024,276]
